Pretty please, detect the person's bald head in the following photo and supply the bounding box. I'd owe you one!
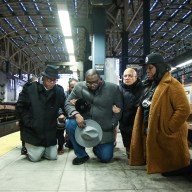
[85,69,102,91]
[123,68,137,85]
[85,69,100,78]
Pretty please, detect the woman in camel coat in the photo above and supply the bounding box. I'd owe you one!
[129,52,192,177]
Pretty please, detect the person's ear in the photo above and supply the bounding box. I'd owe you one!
[98,77,103,84]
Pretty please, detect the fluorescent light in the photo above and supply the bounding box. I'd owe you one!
[171,67,176,71]
[176,59,192,68]
[65,39,74,54]
[69,55,76,62]
[57,4,76,63]
[58,10,72,37]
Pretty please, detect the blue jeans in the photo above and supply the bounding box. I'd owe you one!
[66,118,114,163]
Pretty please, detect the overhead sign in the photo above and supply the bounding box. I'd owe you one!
[95,64,104,75]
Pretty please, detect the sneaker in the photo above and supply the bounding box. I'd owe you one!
[21,146,27,155]
[72,156,90,165]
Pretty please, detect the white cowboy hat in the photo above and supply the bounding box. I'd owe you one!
[75,119,102,148]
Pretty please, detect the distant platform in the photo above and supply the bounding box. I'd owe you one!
[0,131,20,156]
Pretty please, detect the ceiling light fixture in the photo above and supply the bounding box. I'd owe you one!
[176,59,192,68]
[58,10,72,37]
[57,3,75,62]
[65,39,74,54]
[171,67,177,71]
[69,55,76,62]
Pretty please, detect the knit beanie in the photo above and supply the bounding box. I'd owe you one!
[145,52,170,83]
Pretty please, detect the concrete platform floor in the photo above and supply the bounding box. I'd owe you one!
[0,131,192,192]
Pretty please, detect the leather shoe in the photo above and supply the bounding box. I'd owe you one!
[21,147,27,155]
[58,148,64,155]
[72,156,89,165]
[184,172,192,182]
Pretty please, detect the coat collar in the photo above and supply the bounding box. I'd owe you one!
[150,72,172,111]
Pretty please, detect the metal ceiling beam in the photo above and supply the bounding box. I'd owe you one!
[114,2,143,52]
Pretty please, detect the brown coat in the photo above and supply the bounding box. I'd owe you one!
[129,72,191,174]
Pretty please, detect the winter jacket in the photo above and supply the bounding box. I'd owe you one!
[16,82,66,147]
[129,72,191,174]
[119,79,143,132]
[64,81,123,144]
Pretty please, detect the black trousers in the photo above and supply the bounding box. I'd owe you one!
[56,129,65,150]
[120,129,132,149]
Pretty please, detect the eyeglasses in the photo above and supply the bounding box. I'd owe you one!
[45,77,57,83]
[86,79,99,87]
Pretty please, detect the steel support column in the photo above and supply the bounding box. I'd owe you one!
[92,8,106,79]
[143,0,150,57]
[121,31,128,76]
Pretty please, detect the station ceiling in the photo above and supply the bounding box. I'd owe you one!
[0,0,191,76]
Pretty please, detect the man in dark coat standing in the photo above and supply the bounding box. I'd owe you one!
[16,65,66,162]
[119,68,143,158]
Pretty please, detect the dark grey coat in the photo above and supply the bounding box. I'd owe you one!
[16,82,66,147]
[65,81,123,144]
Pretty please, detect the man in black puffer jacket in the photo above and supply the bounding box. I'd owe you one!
[119,68,143,158]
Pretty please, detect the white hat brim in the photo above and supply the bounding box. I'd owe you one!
[75,119,102,148]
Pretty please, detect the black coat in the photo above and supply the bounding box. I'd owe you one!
[16,82,66,147]
[119,79,143,132]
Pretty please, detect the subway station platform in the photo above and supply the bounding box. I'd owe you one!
[0,131,192,192]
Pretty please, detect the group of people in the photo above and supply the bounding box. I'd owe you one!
[16,52,192,181]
